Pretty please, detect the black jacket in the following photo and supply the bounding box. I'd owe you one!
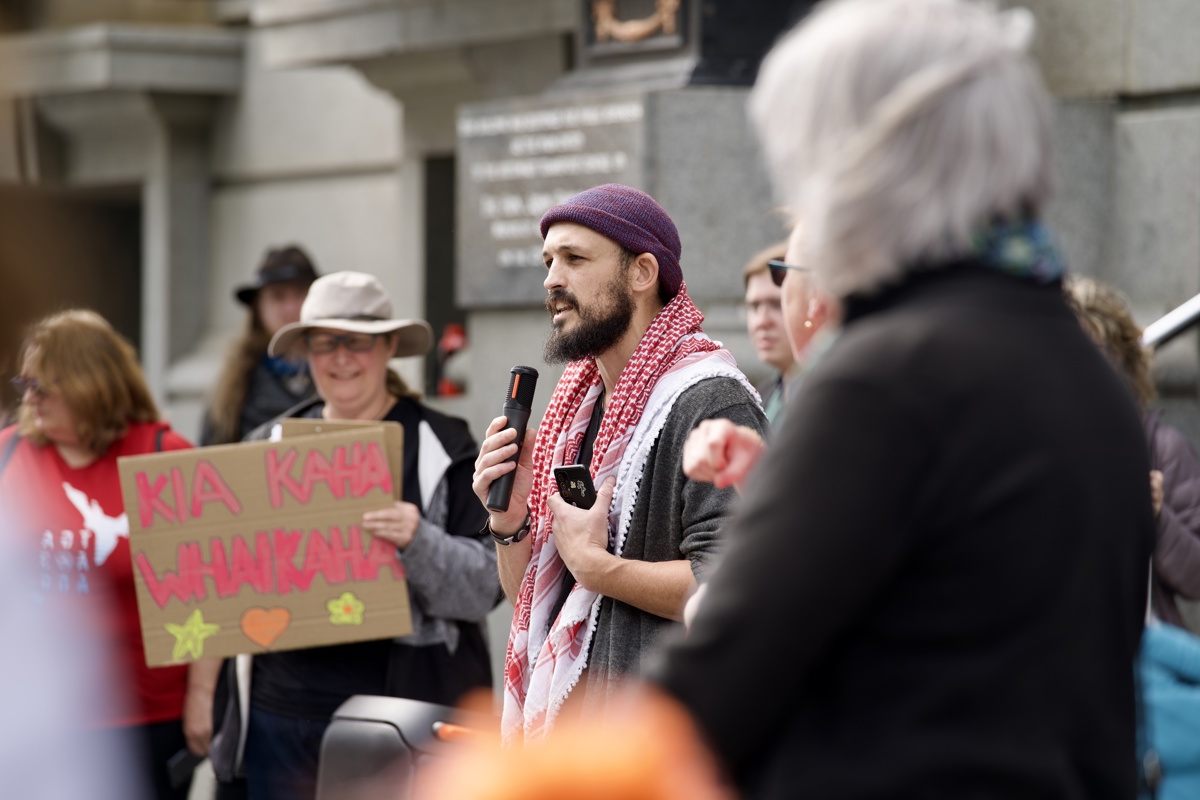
[651,264,1155,799]
[210,396,495,782]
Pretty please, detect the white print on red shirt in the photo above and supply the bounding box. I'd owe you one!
[62,481,128,566]
[39,481,129,595]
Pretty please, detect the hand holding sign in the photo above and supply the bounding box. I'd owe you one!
[362,501,422,550]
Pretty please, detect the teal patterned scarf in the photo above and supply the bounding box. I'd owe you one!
[970,219,1065,284]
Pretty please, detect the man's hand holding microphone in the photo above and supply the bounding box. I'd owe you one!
[473,367,539,601]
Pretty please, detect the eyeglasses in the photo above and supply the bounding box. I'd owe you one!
[768,259,811,287]
[10,375,51,399]
[305,332,381,355]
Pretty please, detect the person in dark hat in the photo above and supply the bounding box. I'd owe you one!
[199,245,319,446]
[471,183,766,741]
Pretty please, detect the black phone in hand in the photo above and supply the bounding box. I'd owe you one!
[553,465,597,510]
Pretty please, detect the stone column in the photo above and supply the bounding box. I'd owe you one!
[0,23,242,405]
[1005,0,1200,438]
[141,95,218,398]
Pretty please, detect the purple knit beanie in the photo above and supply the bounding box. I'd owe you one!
[539,184,683,299]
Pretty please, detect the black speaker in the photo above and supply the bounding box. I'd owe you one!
[315,695,496,800]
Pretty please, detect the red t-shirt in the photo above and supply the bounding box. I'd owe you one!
[0,421,191,727]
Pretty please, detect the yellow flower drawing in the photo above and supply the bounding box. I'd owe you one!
[327,591,365,625]
[165,609,221,661]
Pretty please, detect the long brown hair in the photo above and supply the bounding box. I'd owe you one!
[207,313,271,444]
[17,309,159,453]
[1064,276,1157,407]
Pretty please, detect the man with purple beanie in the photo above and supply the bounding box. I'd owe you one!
[472,184,766,741]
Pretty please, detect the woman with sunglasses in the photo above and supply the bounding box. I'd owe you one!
[768,251,839,368]
[0,309,218,799]
[683,226,841,495]
[208,271,498,800]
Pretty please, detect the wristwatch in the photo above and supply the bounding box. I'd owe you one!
[486,513,532,546]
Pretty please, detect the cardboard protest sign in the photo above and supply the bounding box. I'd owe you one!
[277,419,404,501]
[117,428,413,667]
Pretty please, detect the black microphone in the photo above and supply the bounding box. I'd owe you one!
[486,366,539,512]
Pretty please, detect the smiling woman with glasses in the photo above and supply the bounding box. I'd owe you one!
[0,309,216,800]
[210,271,500,800]
[303,331,380,355]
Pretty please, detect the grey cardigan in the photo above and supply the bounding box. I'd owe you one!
[582,376,766,708]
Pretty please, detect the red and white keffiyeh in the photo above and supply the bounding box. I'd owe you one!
[502,286,756,742]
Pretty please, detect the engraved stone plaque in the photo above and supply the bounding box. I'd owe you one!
[457,92,646,307]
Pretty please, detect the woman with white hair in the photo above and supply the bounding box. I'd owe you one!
[649,1,1155,797]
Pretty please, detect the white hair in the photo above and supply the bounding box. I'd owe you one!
[750,0,1053,297]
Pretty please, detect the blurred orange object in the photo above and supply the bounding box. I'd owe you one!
[436,376,464,397]
[438,322,467,356]
[436,322,467,396]
[417,687,734,800]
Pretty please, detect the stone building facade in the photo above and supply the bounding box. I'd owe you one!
[4,0,1198,437]
[3,0,1200,675]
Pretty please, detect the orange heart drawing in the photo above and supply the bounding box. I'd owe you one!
[241,607,291,649]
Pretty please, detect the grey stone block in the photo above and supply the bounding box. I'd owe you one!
[1044,99,1115,279]
[1002,0,1126,98]
[1108,106,1200,397]
[1127,0,1200,94]
[210,32,401,182]
[1001,0,1200,98]
[644,87,783,303]
[0,24,243,98]
[1111,106,1200,308]
[256,0,576,69]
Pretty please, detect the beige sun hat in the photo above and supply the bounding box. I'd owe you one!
[268,271,433,358]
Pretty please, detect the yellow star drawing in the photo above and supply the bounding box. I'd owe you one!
[327,591,365,625]
[165,609,221,661]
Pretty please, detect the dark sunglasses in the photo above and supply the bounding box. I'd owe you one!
[767,259,811,287]
[305,332,381,355]
[10,375,51,399]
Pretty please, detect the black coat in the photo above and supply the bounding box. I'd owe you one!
[651,264,1155,799]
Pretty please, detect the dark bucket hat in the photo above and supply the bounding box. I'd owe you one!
[235,245,320,306]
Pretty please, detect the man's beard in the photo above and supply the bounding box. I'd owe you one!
[543,270,635,364]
